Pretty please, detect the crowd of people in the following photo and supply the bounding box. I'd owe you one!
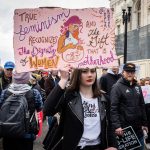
[0,60,149,150]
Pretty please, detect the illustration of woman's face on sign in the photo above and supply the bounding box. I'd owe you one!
[57,15,84,63]
[68,24,79,33]
[64,16,82,34]
[68,23,80,39]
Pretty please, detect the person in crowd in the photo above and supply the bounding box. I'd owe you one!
[0,71,43,150]
[0,61,15,94]
[44,70,60,128]
[143,77,150,148]
[101,67,108,76]
[0,66,3,74]
[44,70,60,97]
[29,73,46,102]
[38,71,49,101]
[31,72,41,81]
[38,71,49,90]
[44,66,117,150]
[144,77,150,86]
[29,73,42,92]
[99,65,121,95]
[110,63,148,150]
[99,65,122,145]
[98,65,122,115]
[138,78,145,86]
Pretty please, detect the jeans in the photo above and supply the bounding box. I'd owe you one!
[47,116,53,128]
[138,136,144,150]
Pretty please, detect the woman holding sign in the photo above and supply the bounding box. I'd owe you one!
[44,66,117,150]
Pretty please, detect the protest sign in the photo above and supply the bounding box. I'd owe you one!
[116,126,141,150]
[141,85,150,104]
[13,7,118,72]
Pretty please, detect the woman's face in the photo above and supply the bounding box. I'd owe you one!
[80,68,96,87]
[68,23,79,34]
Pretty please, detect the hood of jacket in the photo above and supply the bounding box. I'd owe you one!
[107,68,122,75]
[7,83,31,94]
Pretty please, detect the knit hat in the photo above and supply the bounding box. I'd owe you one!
[12,71,30,84]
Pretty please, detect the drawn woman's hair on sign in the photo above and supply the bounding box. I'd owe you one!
[57,15,84,63]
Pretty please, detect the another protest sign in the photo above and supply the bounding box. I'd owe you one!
[141,85,150,104]
[116,126,141,150]
[13,7,118,72]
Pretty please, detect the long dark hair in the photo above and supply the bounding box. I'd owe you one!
[67,68,101,98]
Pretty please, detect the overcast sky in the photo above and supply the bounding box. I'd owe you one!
[0,0,110,66]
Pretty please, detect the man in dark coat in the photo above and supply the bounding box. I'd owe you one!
[99,66,121,95]
[44,70,60,128]
[110,63,148,150]
[99,66,122,147]
[99,66,122,116]
[44,70,60,97]
[38,71,49,90]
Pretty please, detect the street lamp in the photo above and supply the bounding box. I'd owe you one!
[122,0,132,64]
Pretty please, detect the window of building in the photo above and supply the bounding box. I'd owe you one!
[117,25,121,34]
[136,0,141,27]
[129,15,132,31]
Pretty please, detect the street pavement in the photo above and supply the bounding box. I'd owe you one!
[0,120,48,150]
[34,120,48,150]
[0,121,149,150]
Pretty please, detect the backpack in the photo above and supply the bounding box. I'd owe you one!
[0,90,39,138]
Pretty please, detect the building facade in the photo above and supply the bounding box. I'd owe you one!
[110,0,150,61]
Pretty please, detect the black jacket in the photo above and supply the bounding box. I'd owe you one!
[110,77,147,138]
[99,73,122,123]
[44,75,60,97]
[99,73,122,95]
[0,71,12,94]
[44,85,117,150]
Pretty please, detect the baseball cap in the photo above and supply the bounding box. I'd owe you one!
[123,63,136,72]
[4,61,15,69]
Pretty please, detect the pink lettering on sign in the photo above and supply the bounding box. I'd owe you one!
[78,50,115,67]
